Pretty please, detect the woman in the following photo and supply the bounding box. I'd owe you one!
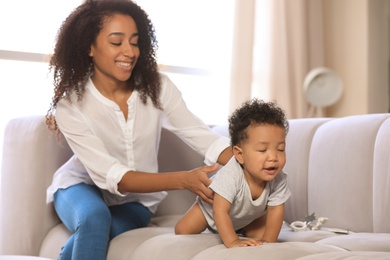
[46,0,232,259]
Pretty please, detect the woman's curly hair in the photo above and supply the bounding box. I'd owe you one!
[228,98,289,147]
[46,0,160,130]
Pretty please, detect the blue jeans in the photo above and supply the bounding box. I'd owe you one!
[53,183,152,260]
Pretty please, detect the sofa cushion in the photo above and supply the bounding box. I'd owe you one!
[278,227,342,243]
[107,227,174,260]
[316,233,390,252]
[39,224,70,260]
[129,233,222,260]
[192,241,346,260]
[148,214,183,227]
[296,251,390,260]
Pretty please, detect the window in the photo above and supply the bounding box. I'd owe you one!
[135,0,235,125]
[0,0,83,175]
[0,1,83,53]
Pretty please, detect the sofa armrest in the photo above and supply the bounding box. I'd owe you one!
[0,116,73,255]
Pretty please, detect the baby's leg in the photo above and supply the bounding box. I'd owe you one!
[242,214,267,239]
[175,203,208,234]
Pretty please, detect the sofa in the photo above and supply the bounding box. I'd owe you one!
[1,113,390,260]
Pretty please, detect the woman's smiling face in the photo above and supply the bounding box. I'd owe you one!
[89,14,140,85]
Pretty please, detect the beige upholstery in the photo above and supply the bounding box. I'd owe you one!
[307,114,390,232]
[1,114,390,259]
[373,117,390,233]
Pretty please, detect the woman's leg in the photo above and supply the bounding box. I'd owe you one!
[109,202,152,239]
[54,183,111,260]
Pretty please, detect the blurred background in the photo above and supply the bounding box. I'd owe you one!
[0,0,389,170]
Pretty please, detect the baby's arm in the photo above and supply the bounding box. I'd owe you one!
[213,193,262,248]
[245,204,285,243]
[261,204,285,242]
[175,202,208,234]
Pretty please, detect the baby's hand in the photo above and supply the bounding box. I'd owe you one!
[228,238,263,248]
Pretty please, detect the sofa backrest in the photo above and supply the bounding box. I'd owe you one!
[154,127,202,216]
[306,114,390,233]
[373,117,390,232]
[211,114,390,233]
[1,114,390,256]
[282,118,331,224]
[0,116,73,255]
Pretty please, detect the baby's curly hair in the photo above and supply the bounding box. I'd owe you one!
[228,98,289,147]
[46,0,160,130]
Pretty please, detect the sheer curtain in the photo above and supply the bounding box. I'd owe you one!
[230,0,325,119]
[229,0,256,113]
[267,0,325,119]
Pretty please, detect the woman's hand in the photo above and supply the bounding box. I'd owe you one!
[185,164,219,204]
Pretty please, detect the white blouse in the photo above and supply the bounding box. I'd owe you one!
[46,73,230,213]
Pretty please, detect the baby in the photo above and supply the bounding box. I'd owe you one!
[175,98,291,248]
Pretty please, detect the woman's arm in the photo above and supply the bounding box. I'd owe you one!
[217,146,233,165]
[118,164,220,204]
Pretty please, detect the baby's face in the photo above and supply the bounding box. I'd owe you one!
[236,124,286,184]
